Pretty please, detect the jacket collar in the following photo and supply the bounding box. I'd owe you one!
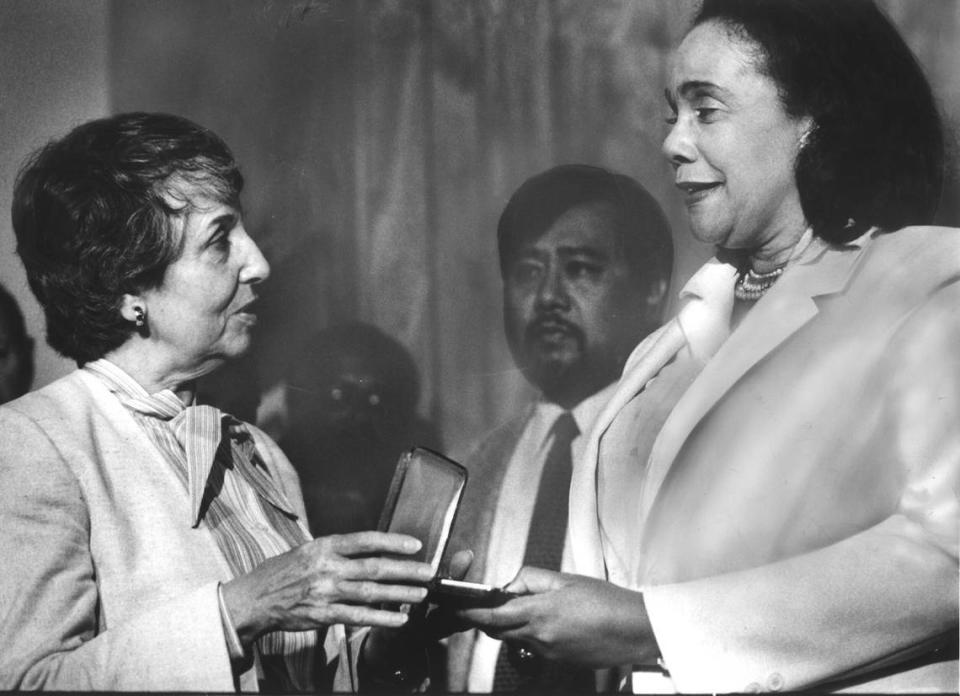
[639,231,873,518]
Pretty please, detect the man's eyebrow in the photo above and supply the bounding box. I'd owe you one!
[557,245,609,260]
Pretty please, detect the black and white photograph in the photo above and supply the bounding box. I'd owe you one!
[1,0,958,692]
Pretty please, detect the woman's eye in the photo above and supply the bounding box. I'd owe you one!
[695,107,720,122]
[208,230,231,255]
[664,113,678,125]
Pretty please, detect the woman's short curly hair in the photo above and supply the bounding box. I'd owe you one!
[12,112,243,364]
[694,0,944,243]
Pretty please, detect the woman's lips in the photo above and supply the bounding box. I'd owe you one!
[677,180,722,204]
[234,298,259,324]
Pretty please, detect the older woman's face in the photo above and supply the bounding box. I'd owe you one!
[662,21,811,252]
[140,194,269,374]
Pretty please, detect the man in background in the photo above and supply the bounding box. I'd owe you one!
[0,282,34,404]
[445,164,674,692]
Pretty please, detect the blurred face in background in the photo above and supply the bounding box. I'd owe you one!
[503,201,649,408]
[288,354,395,436]
[0,306,33,405]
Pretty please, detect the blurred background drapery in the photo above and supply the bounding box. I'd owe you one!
[2,0,959,456]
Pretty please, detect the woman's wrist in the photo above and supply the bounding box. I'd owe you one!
[220,575,269,646]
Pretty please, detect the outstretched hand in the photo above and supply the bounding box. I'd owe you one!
[456,566,659,668]
[221,531,435,646]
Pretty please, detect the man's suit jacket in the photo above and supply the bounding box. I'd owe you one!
[443,409,531,691]
[0,368,353,691]
[570,226,960,693]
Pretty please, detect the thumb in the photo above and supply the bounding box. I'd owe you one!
[447,549,474,581]
[503,566,565,594]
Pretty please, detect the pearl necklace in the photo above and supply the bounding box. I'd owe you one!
[734,265,784,301]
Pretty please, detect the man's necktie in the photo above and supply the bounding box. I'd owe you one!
[493,411,595,692]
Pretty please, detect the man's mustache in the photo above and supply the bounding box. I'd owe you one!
[524,314,584,346]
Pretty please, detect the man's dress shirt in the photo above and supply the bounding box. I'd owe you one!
[466,384,615,692]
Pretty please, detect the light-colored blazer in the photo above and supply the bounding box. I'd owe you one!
[0,368,352,691]
[443,410,530,691]
[570,226,960,693]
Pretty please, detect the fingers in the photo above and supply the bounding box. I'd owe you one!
[334,579,428,606]
[329,604,414,629]
[326,531,423,557]
[338,555,436,585]
[482,625,534,644]
[456,598,530,630]
[447,549,474,580]
[307,533,436,586]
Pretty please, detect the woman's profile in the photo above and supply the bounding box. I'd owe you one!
[0,112,464,691]
[458,1,959,692]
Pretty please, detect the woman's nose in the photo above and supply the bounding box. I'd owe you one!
[237,227,271,284]
[662,119,696,166]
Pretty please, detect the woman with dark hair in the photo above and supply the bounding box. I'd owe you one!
[0,112,456,691]
[459,1,958,692]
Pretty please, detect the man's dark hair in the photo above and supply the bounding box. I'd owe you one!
[695,0,944,243]
[12,112,243,364]
[497,164,674,302]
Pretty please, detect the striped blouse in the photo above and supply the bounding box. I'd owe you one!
[83,359,319,691]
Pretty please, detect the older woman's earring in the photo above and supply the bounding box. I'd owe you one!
[133,307,146,328]
[798,123,817,152]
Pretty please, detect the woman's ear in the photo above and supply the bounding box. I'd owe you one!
[119,293,145,325]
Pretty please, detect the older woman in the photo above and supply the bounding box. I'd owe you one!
[0,112,444,691]
[460,0,958,692]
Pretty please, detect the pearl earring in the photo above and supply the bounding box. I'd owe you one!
[133,307,146,328]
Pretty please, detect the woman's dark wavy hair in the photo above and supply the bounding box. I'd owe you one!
[694,0,944,243]
[12,112,243,364]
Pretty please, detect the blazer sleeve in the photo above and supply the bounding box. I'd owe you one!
[642,281,960,693]
[0,408,237,691]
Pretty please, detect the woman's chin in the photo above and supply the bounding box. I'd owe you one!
[688,219,742,250]
[213,329,254,362]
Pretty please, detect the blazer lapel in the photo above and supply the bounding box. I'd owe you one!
[569,258,737,579]
[454,406,530,583]
[568,321,687,577]
[638,239,868,529]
